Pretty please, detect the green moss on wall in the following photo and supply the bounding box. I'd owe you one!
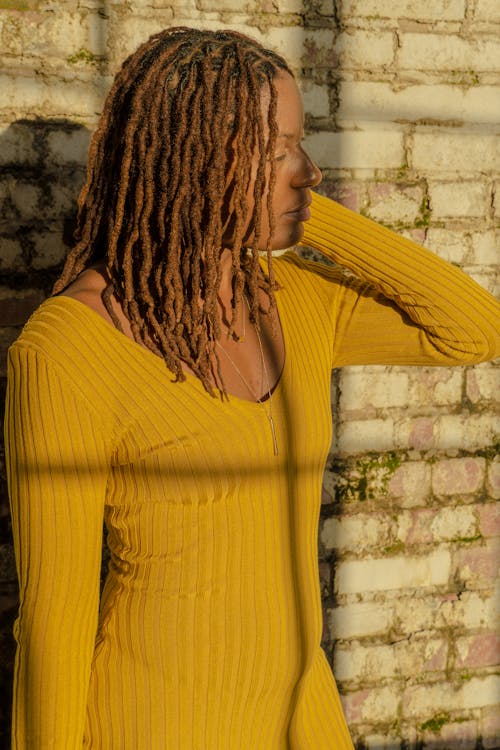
[420,712,450,733]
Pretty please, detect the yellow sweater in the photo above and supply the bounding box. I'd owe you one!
[5,192,499,749]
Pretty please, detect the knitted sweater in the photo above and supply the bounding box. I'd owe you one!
[5,192,499,748]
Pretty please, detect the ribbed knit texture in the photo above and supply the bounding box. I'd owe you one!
[5,192,499,749]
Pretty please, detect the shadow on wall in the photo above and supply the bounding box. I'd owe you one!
[0,117,91,750]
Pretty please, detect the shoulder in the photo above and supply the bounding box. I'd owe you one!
[270,248,348,310]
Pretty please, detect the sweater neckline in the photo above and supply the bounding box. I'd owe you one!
[46,283,289,408]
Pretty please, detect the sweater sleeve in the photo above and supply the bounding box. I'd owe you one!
[5,343,111,749]
[301,191,500,367]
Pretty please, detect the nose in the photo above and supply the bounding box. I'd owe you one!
[292,146,322,188]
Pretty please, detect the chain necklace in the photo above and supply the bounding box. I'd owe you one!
[216,296,279,457]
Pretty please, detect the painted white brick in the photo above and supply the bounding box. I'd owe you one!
[341,0,465,20]
[0,238,25,271]
[412,131,500,173]
[0,123,37,165]
[335,30,394,68]
[466,365,500,404]
[299,80,330,118]
[320,513,390,552]
[329,601,392,639]
[408,369,464,407]
[338,82,500,126]
[388,461,432,506]
[336,417,394,453]
[474,0,500,21]
[437,414,499,452]
[367,183,423,224]
[399,34,500,72]
[46,129,91,165]
[425,228,470,264]
[471,231,499,265]
[430,506,478,542]
[335,549,451,594]
[31,230,69,269]
[305,129,404,170]
[0,74,103,118]
[340,371,409,410]
[429,181,490,218]
[334,643,398,682]
[404,675,500,717]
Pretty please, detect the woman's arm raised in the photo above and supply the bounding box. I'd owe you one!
[5,344,111,749]
[301,191,499,367]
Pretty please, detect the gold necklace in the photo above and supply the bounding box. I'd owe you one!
[216,297,279,457]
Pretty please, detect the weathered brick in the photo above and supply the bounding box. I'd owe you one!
[337,81,500,126]
[429,181,491,218]
[431,506,478,542]
[0,73,103,119]
[341,685,400,724]
[425,228,470,264]
[474,0,500,21]
[329,601,392,639]
[412,131,500,173]
[486,459,500,500]
[31,230,69,269]
[399,34,500,72]
[0,122,38,166]
[339,369,409,410]
[395,416,437,451]
[334,30,394,69]
[438,589,497,631]
[364,734,402,750]
[437,414,499,452]
[397,508,435,544]
[299,79,330,118]
[0,237,25,272]
[455,540,499,589]
[336,417,394,453]
[334,643,397,682]
[455,632,500,669]
[471,231,499,265]
[398,506,478,545]
[403,675,500,717]
[7,179,41,221]
[305,129,404,170]
[408,369,463,407]
[0,288,45,326]
[422,720,478,750]
[388,461,432,506]
[320,181,365,213]
[46,128,90,165]
[341,0,465,20]
[432,457,486,496]
[261,0,303,11]
[466,366,499,404]
[320,513,390,552]
[367,182,423,225]
[478,503,500,537]
[481,704,500,749]
[336,549,451,594]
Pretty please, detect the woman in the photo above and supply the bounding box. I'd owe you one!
[5,27,499,749]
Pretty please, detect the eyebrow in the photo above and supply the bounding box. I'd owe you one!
[277,132,305,139]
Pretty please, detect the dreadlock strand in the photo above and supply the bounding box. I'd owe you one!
[52,27,293,395]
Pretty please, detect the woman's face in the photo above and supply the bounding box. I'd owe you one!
[224,71,322,252]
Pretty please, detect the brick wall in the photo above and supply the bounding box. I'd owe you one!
[0,1,498,748]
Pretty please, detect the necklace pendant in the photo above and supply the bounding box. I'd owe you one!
[268,413,279,457]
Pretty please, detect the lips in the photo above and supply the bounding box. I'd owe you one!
[284,201,311,221]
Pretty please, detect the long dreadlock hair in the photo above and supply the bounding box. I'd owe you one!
[52,27,292,395]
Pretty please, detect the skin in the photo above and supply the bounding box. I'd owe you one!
[60,71,322,401]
